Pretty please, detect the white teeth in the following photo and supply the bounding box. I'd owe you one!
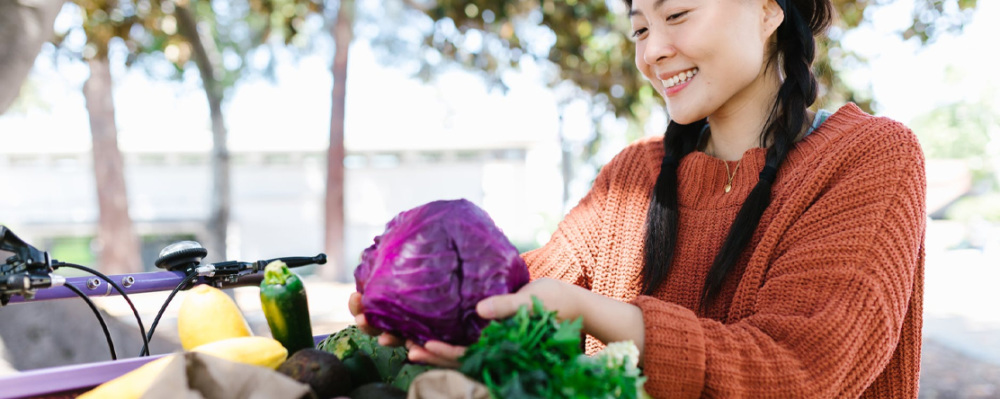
[662,68,698,88]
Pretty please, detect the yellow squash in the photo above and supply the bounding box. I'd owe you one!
[177,284,252,350]
[79,337,288,399]
[192,336,288,369]
[77,355,175,399]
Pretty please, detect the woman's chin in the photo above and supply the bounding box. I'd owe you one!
[665,108,704,126]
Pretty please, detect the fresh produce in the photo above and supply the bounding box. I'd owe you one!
[278,348,352,398]
[389,363,436,392]
[177,284,252,350]
[355,199,530,346]
[317,325,409,386]
[192,336,288,369]
[459,297,648,398]
[77,356,173,399]
[260,260,314,355]
[347,383,406,399]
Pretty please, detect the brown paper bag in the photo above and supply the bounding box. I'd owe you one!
[406,370,490,399]
[140,352,312,399]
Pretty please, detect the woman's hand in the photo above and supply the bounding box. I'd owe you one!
[400,278,587,368]
[476,278,577,320]
[478,278,647,365]
[405,340,466,368]
[347,292,404,347]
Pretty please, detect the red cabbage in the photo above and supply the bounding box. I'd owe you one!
[354,199,530,346]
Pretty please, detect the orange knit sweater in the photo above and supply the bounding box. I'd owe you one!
[523,103,926,398]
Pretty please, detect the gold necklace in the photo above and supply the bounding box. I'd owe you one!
[723,159,742,193]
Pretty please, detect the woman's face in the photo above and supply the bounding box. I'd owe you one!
[630,0,784,124]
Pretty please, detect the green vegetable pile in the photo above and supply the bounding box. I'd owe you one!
[316,325,433,392]
[459,297,648,398]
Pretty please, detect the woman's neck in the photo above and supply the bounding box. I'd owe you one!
[703,67,783,161]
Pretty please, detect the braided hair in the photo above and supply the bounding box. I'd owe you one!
[634,0,833,307]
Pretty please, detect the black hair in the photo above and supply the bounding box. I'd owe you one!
[636,0,834,309]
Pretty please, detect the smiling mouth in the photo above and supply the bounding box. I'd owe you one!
[661,68,698,89]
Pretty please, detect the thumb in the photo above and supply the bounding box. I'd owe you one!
[477,293,532,320]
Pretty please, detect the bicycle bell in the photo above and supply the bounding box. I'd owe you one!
[155,241,208,272]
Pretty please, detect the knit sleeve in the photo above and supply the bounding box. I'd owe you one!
[634,122,926,397]
[521,145,629,289]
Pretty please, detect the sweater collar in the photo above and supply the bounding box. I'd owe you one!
[675,103,866,209]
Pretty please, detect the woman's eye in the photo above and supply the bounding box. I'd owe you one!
[631,28,647,38]
[666,11,688,21]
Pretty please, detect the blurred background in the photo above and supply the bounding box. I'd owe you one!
[0,0,997,396]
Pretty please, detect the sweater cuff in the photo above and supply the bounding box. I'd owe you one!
[631,295,706,398]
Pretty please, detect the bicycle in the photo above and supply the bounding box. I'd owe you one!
[0,225,328,398]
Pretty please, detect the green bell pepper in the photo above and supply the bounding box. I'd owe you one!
[260,261,314,355]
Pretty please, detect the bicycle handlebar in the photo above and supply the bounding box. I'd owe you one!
[3,253,327,304]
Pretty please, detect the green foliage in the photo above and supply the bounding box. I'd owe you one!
[47,236,96,267]
[946,193,1000,223]
[62,0,324,89]
[459,297,646,398]
[911,96,998,184]
[913,100,994,159]
[388,0,979,121]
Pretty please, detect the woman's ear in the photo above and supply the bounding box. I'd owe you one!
[761,0,785,40]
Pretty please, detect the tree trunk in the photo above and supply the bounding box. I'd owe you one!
[83,56,142,274]
[0,0,65,114]
[323,0,354,281]
[175,2,229,262]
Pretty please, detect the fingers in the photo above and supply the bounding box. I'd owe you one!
[406,340,464,368]
[378,333,405,347]
[348,292,363,316]
[354,313,383,336]
[424,340,466,360]
[352,303,404,346]
[476,293,532,320]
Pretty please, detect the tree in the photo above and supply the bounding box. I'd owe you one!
[0,0,65,114]
[391,0,978,117]
[324,0,353,281]
[92,0,321,262]
[69,0,144,274]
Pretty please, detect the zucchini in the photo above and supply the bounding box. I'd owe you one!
[260,261,314,355]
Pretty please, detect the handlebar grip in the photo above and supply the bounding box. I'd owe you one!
[260,254,327,268]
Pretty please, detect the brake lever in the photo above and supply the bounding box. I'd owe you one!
[0,226,52,274]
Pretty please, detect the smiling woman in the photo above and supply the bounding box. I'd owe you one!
[350,0,927,397]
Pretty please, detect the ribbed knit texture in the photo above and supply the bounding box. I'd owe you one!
[523,103,926,398]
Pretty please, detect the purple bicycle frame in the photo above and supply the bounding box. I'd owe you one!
[0,335,330,398]
[4,271,264,303]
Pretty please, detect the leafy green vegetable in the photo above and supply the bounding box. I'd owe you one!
[459,297,647,398]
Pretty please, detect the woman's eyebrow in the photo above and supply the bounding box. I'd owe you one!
[629,0,672,17]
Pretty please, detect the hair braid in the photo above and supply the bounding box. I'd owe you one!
[699,0,821,307]
[640,118,705,295]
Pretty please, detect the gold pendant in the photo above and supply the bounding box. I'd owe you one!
[724,183,732,193]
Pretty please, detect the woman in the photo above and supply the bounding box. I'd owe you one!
[350,0,926,396]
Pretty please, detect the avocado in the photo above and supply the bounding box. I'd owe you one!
[278,348,352,398]
[348,382,406,399]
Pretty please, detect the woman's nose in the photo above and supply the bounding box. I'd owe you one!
[642,32,676,65]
